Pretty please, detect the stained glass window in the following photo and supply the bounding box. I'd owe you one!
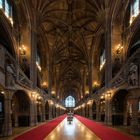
[0,0,12,18]
[132,0,139,17]
[65,96,75,107]
[130,0,139,24]
[5,0,10,17]
[0,0,3,8]
[100,49,106,70]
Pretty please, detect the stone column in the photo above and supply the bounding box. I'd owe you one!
[123,101,128,126]
[3,93,12,136]
[56,107,60,117]
[30,101,37,126]
[105,10,112,88]
[88,104,93,120]
[30,23,37,88]
[42,103,46,122]
[88,63,93,95]
[82,106,85,117]
[96,101,100,121]
[80,108,82,116]
[49,104,53,120]
[130,97,140,135]
[105,99,112,125]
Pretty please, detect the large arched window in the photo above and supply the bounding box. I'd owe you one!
[0,0,13,25]
[130,0,140,24]
[100,49,106,71]
[65,96,75,107]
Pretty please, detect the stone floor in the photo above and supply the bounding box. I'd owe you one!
[0,119,140,140]
[44,118,100,140]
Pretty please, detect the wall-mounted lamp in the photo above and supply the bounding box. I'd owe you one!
[19,45,26,55]
[93,81,100,88]
[41,81,48,88]
[85,90,89,94]
[51,91,56,95]
[50,100,54,105]
[100,94,105,99]
[116,44,123,54]
[87,100,92,105]
[82,103,85,108]
[1,91,5,94]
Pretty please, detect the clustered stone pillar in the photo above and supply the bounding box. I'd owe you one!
[82,106,85,117]
[30,101,37,126]
[49,104,53,120]
[3,92,12,136]
[130,96,140,135]
[104,5,112,125]
[96,101,101,121]
[88,104,93,120]
[105,100,112,125]
[30,24,37,88]
[105,0,112,89]
[42,103,46,122]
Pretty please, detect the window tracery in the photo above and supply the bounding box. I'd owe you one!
[65,96,75,107]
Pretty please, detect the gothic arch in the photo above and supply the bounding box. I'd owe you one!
[111,89,132,126]
[11,90,31,127]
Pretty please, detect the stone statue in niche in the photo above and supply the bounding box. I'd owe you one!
[6,64,15,87]
[128,63,138,86]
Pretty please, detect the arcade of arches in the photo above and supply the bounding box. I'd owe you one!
[0,0,140,139]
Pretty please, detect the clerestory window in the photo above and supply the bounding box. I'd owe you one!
[130,0,140,24]
[0,0,13,25]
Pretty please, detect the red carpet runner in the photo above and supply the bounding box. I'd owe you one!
[75,115,133,140]
[14,115,66,140]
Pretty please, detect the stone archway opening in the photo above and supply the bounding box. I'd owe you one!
[45,101,49,120]
[111,89,131,126]
[11,90,30,127]
[0,92,4,135]
[92,101,96,120]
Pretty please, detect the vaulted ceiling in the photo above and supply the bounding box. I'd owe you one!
[27,0,106,100]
